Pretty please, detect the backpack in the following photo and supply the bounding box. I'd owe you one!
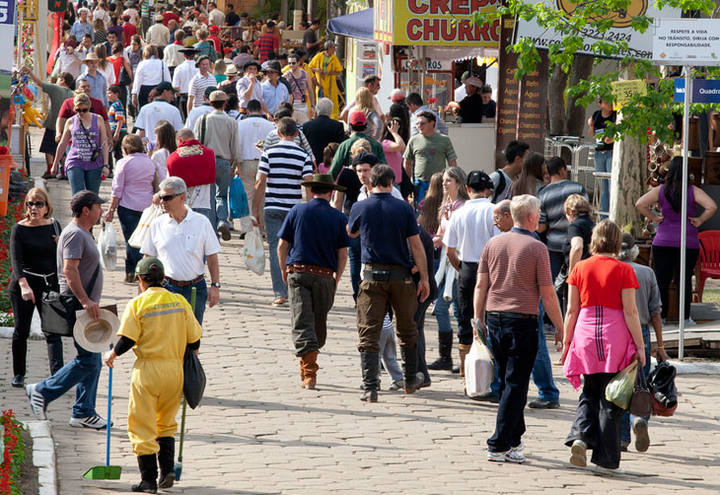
[196,41,217,62]
[491,170,508,203]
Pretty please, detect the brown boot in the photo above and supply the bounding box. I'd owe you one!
[300,351,319,390]
[458,344,472,378]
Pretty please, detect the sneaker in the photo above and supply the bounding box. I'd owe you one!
[388,380,404,391]
[594,466,625,476]
[632,417,650,452]
[511,440,525,453]
[528,399,560,409]
[487,449,525,463]
[684,318,696,327]
[69,415,111,429]
[41,171,55,180]
[570,440,587,467]
[11,375,24,388]
[26,384,47,420]
[271,297,287,307]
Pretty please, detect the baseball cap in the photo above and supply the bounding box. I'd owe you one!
[209,25,220,33]
[352,152,378,167]
[209,90,228,102]
[70,190,106,216]
[155,81,176,93]
[135,256,165,277]
[349,110,367,126]
[204,86,218,99]
[466,170,494,191]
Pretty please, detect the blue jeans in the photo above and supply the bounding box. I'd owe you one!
[215,158,232,230]
[193,208,213,225]
[265,208,288,299]
[163,278,208,324]
[531,302,560,402]
[36,338,102,418]
[67,166,103,195]
[117,205,143,276]
[486,312,539,453]
[595,149,612,216]
[414,178,430,205]
[435,275,459,334]
[348,232,361,301]
[621,325,651,444]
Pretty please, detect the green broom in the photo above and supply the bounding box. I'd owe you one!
[83,346,122,480]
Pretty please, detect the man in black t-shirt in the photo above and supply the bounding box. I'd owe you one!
[303,19,323,59]
[587,97,616,216]
[225,4,240,26]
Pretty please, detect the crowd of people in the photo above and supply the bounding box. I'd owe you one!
[8,0,714,491]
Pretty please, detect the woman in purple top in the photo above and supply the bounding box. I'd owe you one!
[104,134,164,282]
[52,93,109,195]
[636,156,717,323]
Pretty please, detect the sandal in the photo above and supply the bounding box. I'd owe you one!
[272,297,287,306]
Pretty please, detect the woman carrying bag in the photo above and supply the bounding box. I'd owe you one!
[9,188,64,388]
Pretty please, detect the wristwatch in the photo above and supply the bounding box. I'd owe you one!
[211,282,221,288]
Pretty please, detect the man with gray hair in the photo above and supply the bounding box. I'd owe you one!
[473,194,564,463]
[617,233,667,453]
[141,176,222,324]
[302,97,347,168]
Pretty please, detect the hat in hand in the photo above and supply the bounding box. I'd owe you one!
[73,309,120,353]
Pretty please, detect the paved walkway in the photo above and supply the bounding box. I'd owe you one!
[3,155,720,494]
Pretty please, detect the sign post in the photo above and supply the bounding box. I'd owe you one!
[653,18,720,359]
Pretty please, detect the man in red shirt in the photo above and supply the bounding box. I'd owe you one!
[254,21,279,63]
[166,127,216,223]
[121,15,138,47]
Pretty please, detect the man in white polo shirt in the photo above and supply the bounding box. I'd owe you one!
[134,81,184,148]
[443,170,499,383]
[172,47,199,121]
[141,176,221,323]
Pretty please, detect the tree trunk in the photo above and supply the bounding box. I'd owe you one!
[548,65,568,136]
[566,55,594,137]
[610,124,646,232]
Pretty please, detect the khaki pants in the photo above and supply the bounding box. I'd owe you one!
[239,159,264,232]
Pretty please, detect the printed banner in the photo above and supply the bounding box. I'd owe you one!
[0,0,16,76]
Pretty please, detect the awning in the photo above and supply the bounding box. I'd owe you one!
[327,9,374,41]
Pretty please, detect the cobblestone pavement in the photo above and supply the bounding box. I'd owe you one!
[2,157,720,494]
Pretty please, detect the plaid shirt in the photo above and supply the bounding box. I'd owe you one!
[255,33,278,63]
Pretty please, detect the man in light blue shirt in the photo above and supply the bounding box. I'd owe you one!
[407,92,449,136]
[261,61,289,115]
[77,54,108,107]
[70,8,94,41]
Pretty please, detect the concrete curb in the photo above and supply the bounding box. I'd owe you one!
[26,420,58,495]
[0,310,45,340]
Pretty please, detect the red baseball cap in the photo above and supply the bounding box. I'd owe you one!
[209,25,219,33]
[349,110,367,126]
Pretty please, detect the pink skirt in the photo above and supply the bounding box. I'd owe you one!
[563,306,637,390]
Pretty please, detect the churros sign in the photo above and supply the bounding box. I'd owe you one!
[373,0,500,46]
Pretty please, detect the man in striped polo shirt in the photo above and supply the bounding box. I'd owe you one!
[186,55,216,114]
[252,118,314,306]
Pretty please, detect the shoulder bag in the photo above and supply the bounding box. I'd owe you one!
[41,265,100,337]
[629,365,654,417]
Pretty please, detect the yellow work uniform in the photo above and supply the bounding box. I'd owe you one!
[308,52,342,119]
[118,287,202,456]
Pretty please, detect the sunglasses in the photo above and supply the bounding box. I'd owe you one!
[75,108,90,113]
[27,201,47,208]
[159,193,181,202]
[288,61,297,65]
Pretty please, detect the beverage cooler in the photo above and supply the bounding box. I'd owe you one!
[393,53,455,109]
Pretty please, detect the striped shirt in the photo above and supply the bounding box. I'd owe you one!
[537,179,587,252]
[258,141,314,212]
[188,72,217,107]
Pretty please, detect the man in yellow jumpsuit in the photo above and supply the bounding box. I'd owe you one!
[103,257,202,493]
[308,41,343,119]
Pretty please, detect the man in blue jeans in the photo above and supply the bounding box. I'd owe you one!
[26,191,109,428]
[253,117,314,306]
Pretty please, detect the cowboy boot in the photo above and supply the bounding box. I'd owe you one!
[427,332,453,370]
[300,350,319,390]
[458,344,473,378]
[402,345,423,394]
[157,437,175,489]
[132,454,158,493]
[360,351,380,402]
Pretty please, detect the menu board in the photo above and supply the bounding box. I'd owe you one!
[495,17,548,168]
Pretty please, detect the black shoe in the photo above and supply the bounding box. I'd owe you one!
[451,366,460,374]
[471,391,499,403]
[157,437,175,488]
[427,356,453,371]
[158,472,175,489]
[131,480,157,493]
[360,389,378,402]
[428,332,454,370]
[359,351,380,402]
[11,375,24,388]
[527,399,560,409]
[401,346,422,394]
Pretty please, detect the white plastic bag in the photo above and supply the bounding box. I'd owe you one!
[98,222,117,271]
[464,340,494,397]
[128,204,163,249]
[244,217,265,275]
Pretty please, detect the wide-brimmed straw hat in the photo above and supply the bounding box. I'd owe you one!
[82,52,101,63]
[73,309,120,353]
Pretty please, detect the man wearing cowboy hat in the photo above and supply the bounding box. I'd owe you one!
[236,60,268,114]
[187,55,216,114]
[78,52,109,107]
[103,257,201,492]
[172,46,199,120]
[26,191,111,429]
[134,81,184,147]
[277,174,349,389]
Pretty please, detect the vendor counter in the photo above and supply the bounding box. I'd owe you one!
[447,122,496,175]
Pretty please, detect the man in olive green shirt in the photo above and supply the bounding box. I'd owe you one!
[403,110,457,203]
[328,111,386,180]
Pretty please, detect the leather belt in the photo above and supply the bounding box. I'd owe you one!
[486,311,538,321]
[164,274,204,287]
[288,264,334,277]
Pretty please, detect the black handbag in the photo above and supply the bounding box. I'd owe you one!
[119,66,132,86]
[629,365,654,417]
[40,265,99,337]
[183,346,206,409]
[648,360,678,416]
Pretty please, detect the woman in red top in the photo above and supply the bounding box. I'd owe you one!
[561,219,645,472]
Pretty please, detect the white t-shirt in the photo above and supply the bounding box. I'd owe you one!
[172,60,198,94]
[186,185,212,210]
[357,185,403,202]
[134,100,184,145]
[443,198,499,262]
[237,115,275,160]
[141,207,221,281]
[131,58,171,94]
[185,105,213,133]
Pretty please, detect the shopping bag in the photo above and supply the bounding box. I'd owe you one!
[97,222,117,271]
[605,360,639,410]
[243,217,265,275]
[128,204,163,249]
[183,347,206,409]
[229,176,249,219]
[464,340,494,397]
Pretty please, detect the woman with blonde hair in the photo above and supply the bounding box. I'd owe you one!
[355,87,383,141]
[562,219,645,472]
[9,188,64,387]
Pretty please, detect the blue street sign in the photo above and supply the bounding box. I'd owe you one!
[674,78,720,103]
